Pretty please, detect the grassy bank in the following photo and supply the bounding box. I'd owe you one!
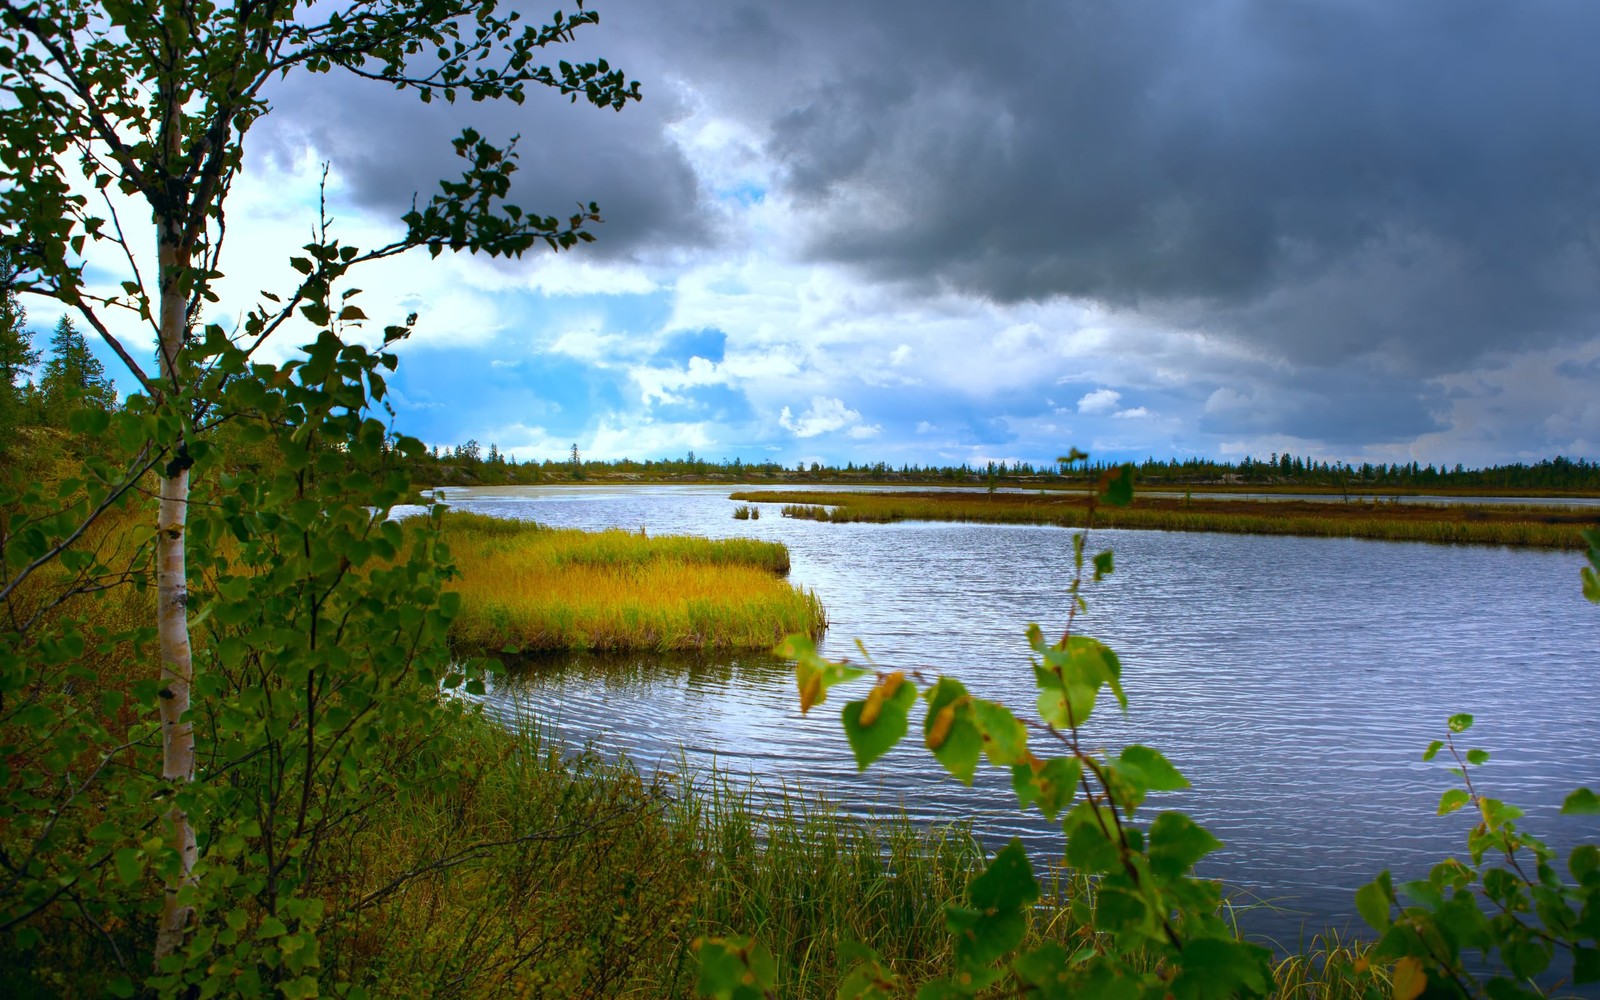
[438,512,826,652]
[737,489,1598,548]
[327,708,1389,998]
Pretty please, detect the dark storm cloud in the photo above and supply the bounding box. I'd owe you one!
[259,1,1600,383]
[644,0,1600,375]
[1197,367,1446,445]
[253,29,707,258]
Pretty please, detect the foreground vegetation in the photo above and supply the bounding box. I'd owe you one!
[738,489,1598,548]
[701,478,1600,999]
[438,512,825,653]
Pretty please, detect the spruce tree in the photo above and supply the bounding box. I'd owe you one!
[38,314,116,423]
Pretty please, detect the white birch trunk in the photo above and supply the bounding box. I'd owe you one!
[151,92,198,961]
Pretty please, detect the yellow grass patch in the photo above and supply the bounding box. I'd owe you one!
[438,512,826,652]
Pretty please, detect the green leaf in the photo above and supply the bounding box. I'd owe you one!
[924,677,982,784]
[695,935,777,1000]
[1168,938,1273,1000]
[1147,811,1222,878]
[970,839,1040,912]
[778,634,867,714]
[1092,550,1113,581]
[1063,804,1120,874]
[1011,942,1074,999]
[1466,748,1490,766]
[1354,876,1392,931]
[1098,464,1134,507]
[1447,713,1474,733]
[257,916,289,938]
[1115,745,1189,793]
[1437,788,1471,815]
[841,677,917,771]
[1574,945,1600,985]
[1562,787,1600,815]
[1422,739,1443,761]
[972,699,1028,766]
[1011,756,1082,820]
[113,847,143,887]
[1570,844,1599,882]
[279,976,320,1000]
[946,840,1038,976]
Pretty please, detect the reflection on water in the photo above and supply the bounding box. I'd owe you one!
[451,484,1600,947]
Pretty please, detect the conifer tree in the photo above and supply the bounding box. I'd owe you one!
[38,314,116,422]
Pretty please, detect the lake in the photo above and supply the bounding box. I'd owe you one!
[435,483,1599,948]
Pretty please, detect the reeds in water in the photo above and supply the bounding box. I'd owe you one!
[438,512,824,652]
[739,490,1595,548]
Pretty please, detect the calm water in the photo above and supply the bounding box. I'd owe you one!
[434,484,1599,948]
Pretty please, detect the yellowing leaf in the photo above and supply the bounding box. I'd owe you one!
[927,704,956,750]
[799,672,823,713]
[858,685,885,728]
[1392,957,1426,1000]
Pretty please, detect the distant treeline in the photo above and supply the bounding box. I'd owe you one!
[408,442,1600,493]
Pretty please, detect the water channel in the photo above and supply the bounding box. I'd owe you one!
[433,484,1599,949]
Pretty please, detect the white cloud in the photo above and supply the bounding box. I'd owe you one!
[632,355,729,405]
[1113,406,1151,419]
[779,396,865,437]
[915,420,936,434]
[1077,388,1122,413]
[549,325,628,363]
[586,418,717,460]
[848,424,882,439]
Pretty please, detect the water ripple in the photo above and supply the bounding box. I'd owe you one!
[451,484,1600,945]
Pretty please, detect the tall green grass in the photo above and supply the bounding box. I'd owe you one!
[344,709,1388,998]
[438,513,824,652]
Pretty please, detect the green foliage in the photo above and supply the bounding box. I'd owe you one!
[700,470,1600,1000]
[701,457,1279,998]
[1356,714,1600,998]
[0,251,488,991]
[1,0,641,984]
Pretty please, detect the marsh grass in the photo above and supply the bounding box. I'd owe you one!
[741,489,1596,548]
[361,712,1386,998]
[437,512,825,652]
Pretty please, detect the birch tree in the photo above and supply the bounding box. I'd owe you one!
[0,0,637,965]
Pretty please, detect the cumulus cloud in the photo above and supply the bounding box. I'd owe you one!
[779,396,866,437]
[1077,389,1122,414]
[1113,407,1151,419]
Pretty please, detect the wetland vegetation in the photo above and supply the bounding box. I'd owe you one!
[438,511,824,653]
[744,489,1598,548]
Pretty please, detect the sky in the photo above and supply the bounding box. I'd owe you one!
[56,1,1600,468]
